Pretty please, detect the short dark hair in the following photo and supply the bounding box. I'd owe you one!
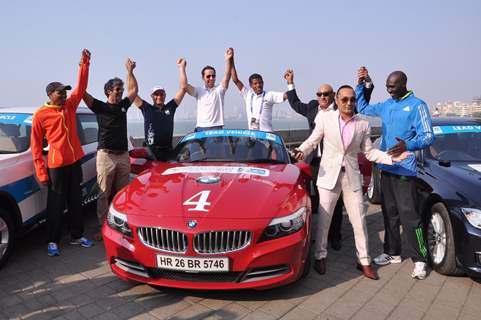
[336,85,354,96]
[201,65,216,77]
[104,78,124,97]
[248,73,263,84]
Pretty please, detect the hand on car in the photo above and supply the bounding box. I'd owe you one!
[292,148,304,161]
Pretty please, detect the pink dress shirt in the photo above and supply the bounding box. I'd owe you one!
[338,115,356,166]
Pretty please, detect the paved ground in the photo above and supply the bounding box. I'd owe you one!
[1,204,481,320]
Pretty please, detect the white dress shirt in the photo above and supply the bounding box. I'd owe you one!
[241,87,284,132]
[192,84,227,127]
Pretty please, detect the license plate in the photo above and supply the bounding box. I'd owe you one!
[156,254,229,272]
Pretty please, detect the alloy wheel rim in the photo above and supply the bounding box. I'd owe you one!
[427,212,447,264]
[0,216,9,258]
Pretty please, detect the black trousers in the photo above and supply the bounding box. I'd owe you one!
[380,171,427,263]
[310,157,343,241]
[46,161,84,243]
[148,145,173,162]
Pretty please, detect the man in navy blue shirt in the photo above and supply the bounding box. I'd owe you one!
[134,58,188,160]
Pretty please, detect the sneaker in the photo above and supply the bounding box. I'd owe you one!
[47,242,59,256]
[70,237,94,248]
[411,262,427,280]
[373,253,402,265]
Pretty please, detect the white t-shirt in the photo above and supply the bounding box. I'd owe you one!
[241,87,284,132]
[192,85,227,128]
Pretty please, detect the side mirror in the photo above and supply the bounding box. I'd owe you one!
[129,148,150,159]
[295,161,312,179]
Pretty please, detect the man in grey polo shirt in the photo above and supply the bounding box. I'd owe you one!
[185,48,233,132]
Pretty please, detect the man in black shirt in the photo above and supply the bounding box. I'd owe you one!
[83,58,138,240]
[134,58,188,161]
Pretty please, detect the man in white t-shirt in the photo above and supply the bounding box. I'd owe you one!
[231,50,286,132]
[185,48,233,132]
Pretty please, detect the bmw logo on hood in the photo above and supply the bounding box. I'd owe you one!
[188,220,198,229]
[197,176,221,184]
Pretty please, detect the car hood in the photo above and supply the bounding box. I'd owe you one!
[114,162,306,220]
[431,161,481,206]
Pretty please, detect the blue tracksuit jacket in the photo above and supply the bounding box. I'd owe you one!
[355,84,435,176]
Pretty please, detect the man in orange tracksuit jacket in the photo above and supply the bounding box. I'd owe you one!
[31,49,94,256]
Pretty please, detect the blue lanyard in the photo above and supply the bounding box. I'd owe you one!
[250,91,266,116]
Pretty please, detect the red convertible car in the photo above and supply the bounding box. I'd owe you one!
[104,129,313,290]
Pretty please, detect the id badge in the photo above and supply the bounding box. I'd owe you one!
[250,117,260,130]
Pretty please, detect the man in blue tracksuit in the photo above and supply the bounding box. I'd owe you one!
[355,67,434,280]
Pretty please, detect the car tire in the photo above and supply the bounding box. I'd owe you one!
[367,166,381,204]
[426,203,464,276]
[300,243,312,279]
[0,208,15,269]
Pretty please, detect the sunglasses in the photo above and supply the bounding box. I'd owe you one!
[339,97,356,104]
[205,74,216,79]
[316,91,332,97]
[112,88,124,92]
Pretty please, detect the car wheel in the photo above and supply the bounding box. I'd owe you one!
[300,245,312,279]
[0,209,15,269]
[426,203,463,276]
[367,166,381,204]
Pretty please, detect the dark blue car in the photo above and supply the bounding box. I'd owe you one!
[368,117,481,277]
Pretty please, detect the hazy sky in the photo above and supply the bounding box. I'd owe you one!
[1,0,480,120]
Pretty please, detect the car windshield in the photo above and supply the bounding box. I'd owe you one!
[427,125,481,161]
[171,129,289,164]
[0,113,32,154]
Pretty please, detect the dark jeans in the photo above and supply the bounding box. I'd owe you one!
[194,125,224,132]
[46,161,84,243]
[311,157,343,241]
[148,145,173,161]
[380,171,427,263]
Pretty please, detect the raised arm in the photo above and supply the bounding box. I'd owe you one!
[221,47,233,90]
[66,49,90,111]
[82,92,95,108]
[174,58,188,105]
[230,49,244,91]
[30,114,48,184]
[355,66,383,116]
[184,59,196,96]
[126,58,138,103]
[133,96,144,108]
[284,69,310,116]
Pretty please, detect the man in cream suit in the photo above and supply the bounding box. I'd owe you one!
[293,85,408,280]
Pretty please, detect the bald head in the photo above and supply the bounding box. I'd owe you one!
[317,84,335,109]
[386,71,408,100]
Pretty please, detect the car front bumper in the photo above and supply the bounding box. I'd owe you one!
[451,208,481,277]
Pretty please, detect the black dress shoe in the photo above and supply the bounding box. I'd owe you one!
[330,238,342,251]
[314,258,326,275]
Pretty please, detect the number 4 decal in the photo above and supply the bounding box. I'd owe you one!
[183,190,211,212]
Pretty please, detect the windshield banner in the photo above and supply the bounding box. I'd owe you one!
[181,129,282,145]
[0,114,32,125]
[162,166,270,177]
[433,125,481,135]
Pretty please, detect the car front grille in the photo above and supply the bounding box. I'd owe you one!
[193,230,252,254]
[138,227,188,253]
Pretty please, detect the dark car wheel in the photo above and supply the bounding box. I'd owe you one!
[426,203,463,276]
[367,166,381,204]
[0,208,15,269]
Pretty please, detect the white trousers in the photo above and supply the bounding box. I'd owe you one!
[315,171,371,265]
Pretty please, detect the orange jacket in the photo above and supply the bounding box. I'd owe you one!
[31,61,90,183]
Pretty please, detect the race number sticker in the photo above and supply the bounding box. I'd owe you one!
[183,190,211,212]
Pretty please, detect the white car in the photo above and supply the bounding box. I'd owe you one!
[0,106,99,268]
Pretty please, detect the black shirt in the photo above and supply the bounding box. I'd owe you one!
[90,97,132,151]
[140,99,177,148]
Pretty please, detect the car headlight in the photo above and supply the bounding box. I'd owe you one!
[259,207,307,242]
[107,205,133,237]
[461,208,481,230]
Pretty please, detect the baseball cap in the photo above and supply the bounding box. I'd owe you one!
[151,86,165,94]
[46,82,72,95]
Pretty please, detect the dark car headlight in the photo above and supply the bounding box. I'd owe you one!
[461,208,481,230]
[259,207,307,242]
[107,205,133,237]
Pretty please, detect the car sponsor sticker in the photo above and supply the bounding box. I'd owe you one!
[162,166,270,177]
[433,125,481,135]
[468,164,481,173]
[181,129,282,145]
[0,113,32,125]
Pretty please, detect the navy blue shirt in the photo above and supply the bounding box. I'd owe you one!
[140,99,177,148]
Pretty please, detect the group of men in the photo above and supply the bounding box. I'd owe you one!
[31,47,434,282]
